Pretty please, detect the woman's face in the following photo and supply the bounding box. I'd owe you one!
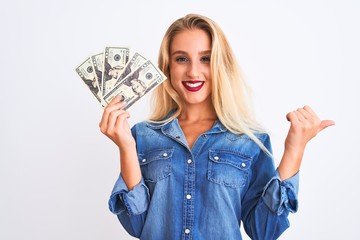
[169,29,212,106]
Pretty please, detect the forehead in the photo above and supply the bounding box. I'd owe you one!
[170,29,211,53]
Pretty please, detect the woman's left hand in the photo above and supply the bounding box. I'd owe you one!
[285,105,335,152]
[278,105,335,180]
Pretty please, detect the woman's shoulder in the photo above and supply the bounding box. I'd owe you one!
[131,121,155,132]
[253,132,271,142]
[134,110,178,131]
[132,121,148,129]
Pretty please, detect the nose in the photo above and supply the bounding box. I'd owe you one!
[186,61,200,78]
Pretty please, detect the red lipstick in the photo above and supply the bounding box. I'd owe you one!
[182,81,204,92]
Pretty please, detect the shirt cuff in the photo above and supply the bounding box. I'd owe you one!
[108,174,150,216]
[261,170,299,215]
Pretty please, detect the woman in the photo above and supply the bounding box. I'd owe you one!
[99,14,334,240]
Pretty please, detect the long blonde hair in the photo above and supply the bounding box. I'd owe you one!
[149,13,270,154]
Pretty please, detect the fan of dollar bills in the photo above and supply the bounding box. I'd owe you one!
[75,46,167,109]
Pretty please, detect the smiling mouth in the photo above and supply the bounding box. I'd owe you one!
[182,81,204,92]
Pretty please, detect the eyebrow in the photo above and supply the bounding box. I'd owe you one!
[171,50,211,56]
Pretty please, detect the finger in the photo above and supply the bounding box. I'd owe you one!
[99,107,111,131]
[319,120,335,132]
[286,111,300,124]
[107,109,128,133]
[107,96,127,111]
[289,110,304,121]
[296,110,308,122]
[100,96,123,127]
[99,108,110,131]
[303,105,318,118]
[108,95,125,106]
[115,110,131,129]
[296,107,312,120]
[99,100,126,129]
[108,100,127,111]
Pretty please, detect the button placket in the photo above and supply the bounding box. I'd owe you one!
[181,131,209,239]
[183,154,195,240]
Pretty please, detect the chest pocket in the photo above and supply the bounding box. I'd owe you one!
[208,150,252,188]
[139,148,174,182]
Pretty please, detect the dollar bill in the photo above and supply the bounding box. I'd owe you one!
[114,52,147,86]
[102,60,167,110]
[75,57,105,108]
[90,52,104,97]
[102,46,130,96]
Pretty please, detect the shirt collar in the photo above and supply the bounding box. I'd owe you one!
[145,117,227,134]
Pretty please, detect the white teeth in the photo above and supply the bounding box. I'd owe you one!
[185,82,203,88]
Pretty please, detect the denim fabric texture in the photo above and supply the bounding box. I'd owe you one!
[108,118,299,240]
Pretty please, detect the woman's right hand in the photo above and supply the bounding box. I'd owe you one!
[99,95,135,149]
[100,95,142,189]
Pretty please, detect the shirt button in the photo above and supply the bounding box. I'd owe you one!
[162,153,168,157]
[187,159,192,164]
[185,229,190,234]
[241,163,246,167]
[142,159,146,163]
[186,194,192,200]
[214,156,219,161]
[203,134,207,138]
[176,136,181,139]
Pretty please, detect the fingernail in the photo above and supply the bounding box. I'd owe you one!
[119,95,125,102]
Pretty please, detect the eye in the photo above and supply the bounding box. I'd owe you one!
[175,56,188,63]
[200,55,211,63]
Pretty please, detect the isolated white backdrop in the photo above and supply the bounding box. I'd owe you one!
[1,0,359,239]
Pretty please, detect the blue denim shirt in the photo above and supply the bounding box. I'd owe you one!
[109,118,299,240]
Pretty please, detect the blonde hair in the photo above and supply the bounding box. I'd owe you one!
[149,13,270,155]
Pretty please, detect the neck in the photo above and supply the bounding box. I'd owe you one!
[179,101,217,122]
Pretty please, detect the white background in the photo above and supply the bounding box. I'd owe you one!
[1,0,359,239]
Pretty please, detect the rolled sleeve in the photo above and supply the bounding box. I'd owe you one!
[261,170,299,215]
[108,174,150,216]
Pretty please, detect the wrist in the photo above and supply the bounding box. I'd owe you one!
[118,139,136,151]
[278,146,305,181]
[284,143,306,157]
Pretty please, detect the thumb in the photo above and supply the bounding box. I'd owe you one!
[319,120,335,132]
